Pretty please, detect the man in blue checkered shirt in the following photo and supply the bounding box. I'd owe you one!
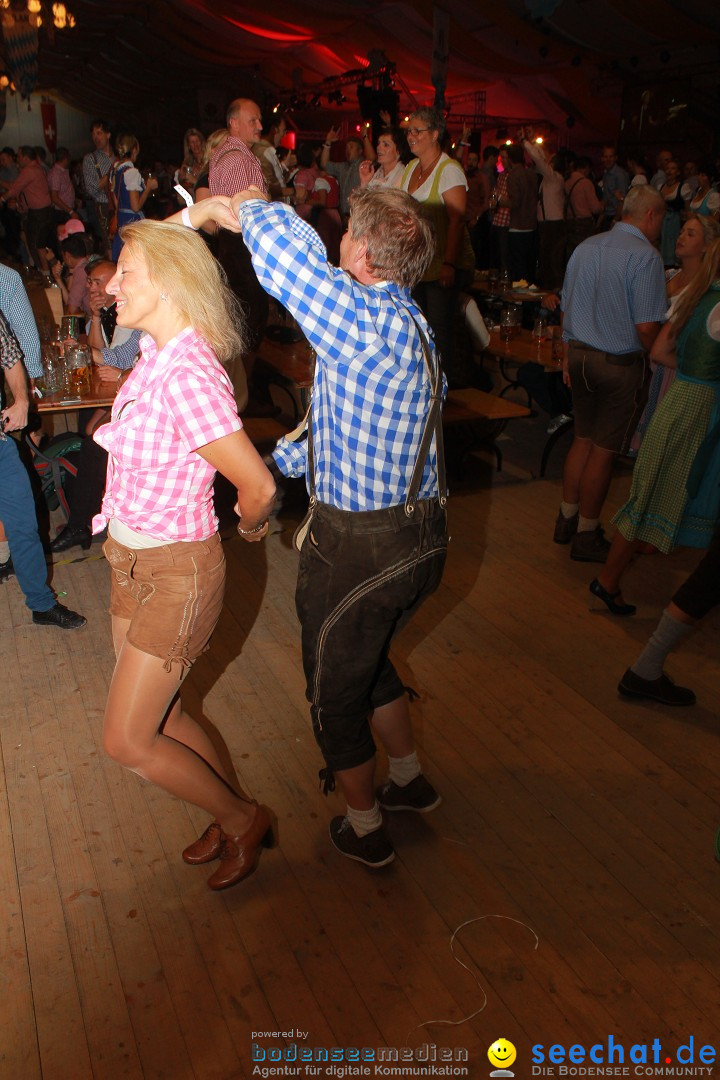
[233,186,448,868]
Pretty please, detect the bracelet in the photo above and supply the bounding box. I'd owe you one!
[459,141,470,146]
[180,206,197,230]
[323,143,332,148]
[237,518,268,536]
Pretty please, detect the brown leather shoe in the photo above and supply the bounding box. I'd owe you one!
[206,803,275,890]
[182,822,224,865]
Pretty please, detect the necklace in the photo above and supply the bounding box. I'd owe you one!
[415,151,442,184]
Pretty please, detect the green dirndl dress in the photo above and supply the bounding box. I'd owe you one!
[613,282,720,552]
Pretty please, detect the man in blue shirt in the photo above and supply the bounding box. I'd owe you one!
[600,146,629,229]
[233,186,448,868]
[557,184,667,562]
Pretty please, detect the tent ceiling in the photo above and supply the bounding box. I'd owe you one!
[8,0,719,144]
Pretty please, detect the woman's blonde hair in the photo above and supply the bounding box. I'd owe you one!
[671,218,720,332]
[115,133,139,160]
[119,219,246,362]
[200,128,229,171]
[183,127,206,165]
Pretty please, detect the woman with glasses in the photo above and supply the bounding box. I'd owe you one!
[400,107,475,385]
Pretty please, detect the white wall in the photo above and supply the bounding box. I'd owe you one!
[0,91,92,159]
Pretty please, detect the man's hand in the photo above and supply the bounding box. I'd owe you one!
[325,126,340,143]
[1,399,29,431]
[97,364,122,384]
[51,260,63,282]
[230,187,269,219]
[379,110,391,126]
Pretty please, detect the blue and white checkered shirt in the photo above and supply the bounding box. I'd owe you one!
[238,200,445,512]
[0,262,41,378]
[561,223,667,355]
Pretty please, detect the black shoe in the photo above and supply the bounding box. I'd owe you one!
[618,668,696,706]
[0,556,14,582]
[329,816,395,868]
[50,525,92,553]
[377,774,442,813]
[32,603,87,630]
[589,577,636,616]
[553,509,578,544]
[571,526,610,563]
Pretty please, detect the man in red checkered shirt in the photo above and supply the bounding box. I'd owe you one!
[210,99,270,371]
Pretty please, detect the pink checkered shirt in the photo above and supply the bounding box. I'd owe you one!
[92,327,242,541]
[209,136,266,197]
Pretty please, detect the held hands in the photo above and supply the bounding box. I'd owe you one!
[229,187,268,220]
[233,502,269,543]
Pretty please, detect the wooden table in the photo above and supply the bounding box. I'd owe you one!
[486,327,561,371]
[471,279,554,306]
[37,371,117,414]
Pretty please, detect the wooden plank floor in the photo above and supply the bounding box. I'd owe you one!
[2,432,719,1080]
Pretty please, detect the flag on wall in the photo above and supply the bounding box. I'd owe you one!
[41,102,57,153]
[2,10,39,102]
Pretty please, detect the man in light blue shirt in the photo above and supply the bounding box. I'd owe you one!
[556,184,667,562]
[600,146,629,227]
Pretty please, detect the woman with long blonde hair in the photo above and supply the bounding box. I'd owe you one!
[94,200,277,890]
[590,233,720,614]
[178,127,206,195]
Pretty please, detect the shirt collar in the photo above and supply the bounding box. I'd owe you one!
[614,222,652,244]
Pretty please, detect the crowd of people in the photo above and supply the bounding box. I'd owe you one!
[0,100,718,890]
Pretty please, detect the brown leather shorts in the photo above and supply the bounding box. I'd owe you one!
[103,533,226,670]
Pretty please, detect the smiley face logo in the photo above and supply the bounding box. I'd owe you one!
[488,1039,517,1071]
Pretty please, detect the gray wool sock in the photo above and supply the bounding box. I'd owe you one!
[631,609,695,680]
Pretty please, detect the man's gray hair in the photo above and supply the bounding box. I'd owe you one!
[622,183,665,220]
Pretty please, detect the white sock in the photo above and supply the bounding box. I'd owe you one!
[346,802,383,837]
[632,609,695,680]
[388,751,421,787]
[463,296,490,349]
[559,501,578,520]
[0,541,9,562]
[578,515,599,533]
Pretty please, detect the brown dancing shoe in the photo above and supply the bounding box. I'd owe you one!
[182,822,224,865]
[206,803,275,891]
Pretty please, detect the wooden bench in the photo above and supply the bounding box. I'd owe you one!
[443,388,532,472]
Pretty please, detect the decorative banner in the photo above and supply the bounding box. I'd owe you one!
[41,101,57,153]
[2,10,39,102]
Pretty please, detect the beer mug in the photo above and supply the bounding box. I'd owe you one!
[65,344,92,396]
